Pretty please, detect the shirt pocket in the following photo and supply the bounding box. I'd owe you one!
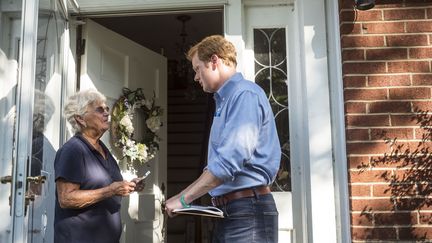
[209,117,224,146]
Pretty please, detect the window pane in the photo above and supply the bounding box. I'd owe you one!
[28,0,66,241]
[253,28,290,191]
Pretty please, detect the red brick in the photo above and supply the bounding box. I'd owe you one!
[343,49,364,60]
[351,227,397,241]
[351,212,373,226]
[375,212,414,225]
[348,156,371,169]
[340,9,383,22]
[351,198,394,211]
[369,155,407,168]
[373,0,404,9]
[350,170,391,183]
[341,23,362,35]
[366,48,407,60]
[346,114,390,127]
[419,212,432,224]
[387,61,430,73]
[405,0,432,7]
[416,183,432,197]
[391,115,419,126]
[368,75,411,87]
[418,200,432,210]
[343,62,387,74]
[410,48,432,59]
[344,76,367,87]
[345,101,367,113]
[389,87,431,99]
[342,36,385,48]
[415,127,432,140]
[399,226,432,240]
[373,184,393,197]
[363,22,405,34]
[413,74,432,85]
[344,89,388,100]
[407,21,432,33]
[412,101,432,112]
[369,101,411,113]
[346,142,390,154]
[384,9,426,20]
[371,128,414,140]
[350,184,372,197]
[386,35,429,47]
[347,128,370,140]
[428,8,432,19]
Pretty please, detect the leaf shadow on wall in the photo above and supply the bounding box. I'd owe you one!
[357,108,432,240]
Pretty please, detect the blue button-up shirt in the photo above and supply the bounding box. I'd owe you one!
[207,72,281,197]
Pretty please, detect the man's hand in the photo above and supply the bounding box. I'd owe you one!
[164,194,183,217]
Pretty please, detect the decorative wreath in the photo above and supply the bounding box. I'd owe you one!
[111,88,163,169]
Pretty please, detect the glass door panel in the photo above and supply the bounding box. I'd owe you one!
[27,0,67,242]
[0,1,23,242]
[244,3,294,242]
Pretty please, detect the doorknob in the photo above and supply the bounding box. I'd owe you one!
[27,175,46,184]
[0,175,12,184]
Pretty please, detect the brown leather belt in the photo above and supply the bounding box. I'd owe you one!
[211,186,271,207]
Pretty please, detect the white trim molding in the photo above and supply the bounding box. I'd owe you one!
[325,0,352,242]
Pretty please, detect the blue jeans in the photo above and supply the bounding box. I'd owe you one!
[212,193,278,243]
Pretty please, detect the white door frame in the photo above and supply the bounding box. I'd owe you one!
[12,1,39,242]
[69,0,351,242]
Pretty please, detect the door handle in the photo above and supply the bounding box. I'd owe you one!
[27,175,46,184]
[0,175,12,184]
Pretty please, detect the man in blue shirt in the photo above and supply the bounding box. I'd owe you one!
[165,35,281,243]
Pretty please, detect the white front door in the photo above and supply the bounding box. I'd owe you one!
[225,1,295,242]
[80,19,168,243]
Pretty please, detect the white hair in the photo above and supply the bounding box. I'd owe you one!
[63,89,106,133]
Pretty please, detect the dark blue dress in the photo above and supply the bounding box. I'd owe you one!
[54,134,123,243]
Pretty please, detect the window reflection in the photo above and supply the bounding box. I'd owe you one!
[28,0,66,242]
[253,28,290,191]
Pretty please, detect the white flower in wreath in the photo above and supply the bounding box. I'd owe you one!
[120,115,134,135]
[146,116,161,133]
[111,88,163,169]
[137,143,149,161]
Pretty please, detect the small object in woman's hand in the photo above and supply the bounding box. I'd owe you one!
[131,171,150,191]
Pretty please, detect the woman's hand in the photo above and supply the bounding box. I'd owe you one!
[109,180,136,196]
[56,179,135,209]
[130,177,146,192]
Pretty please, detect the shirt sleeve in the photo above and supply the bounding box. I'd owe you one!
[207,90,263,182]
[54,142,85,184]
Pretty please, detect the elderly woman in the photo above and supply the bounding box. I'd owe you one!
[54,89,136,243]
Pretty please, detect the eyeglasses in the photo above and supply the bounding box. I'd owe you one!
[94,106,110,114]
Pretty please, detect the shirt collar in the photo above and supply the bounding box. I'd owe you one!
[214,72,243,102]
[75,133,108,153]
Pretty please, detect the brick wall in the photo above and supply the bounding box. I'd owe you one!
[340,0,432,241]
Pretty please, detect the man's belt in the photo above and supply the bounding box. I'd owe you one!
[211,186,271,207]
